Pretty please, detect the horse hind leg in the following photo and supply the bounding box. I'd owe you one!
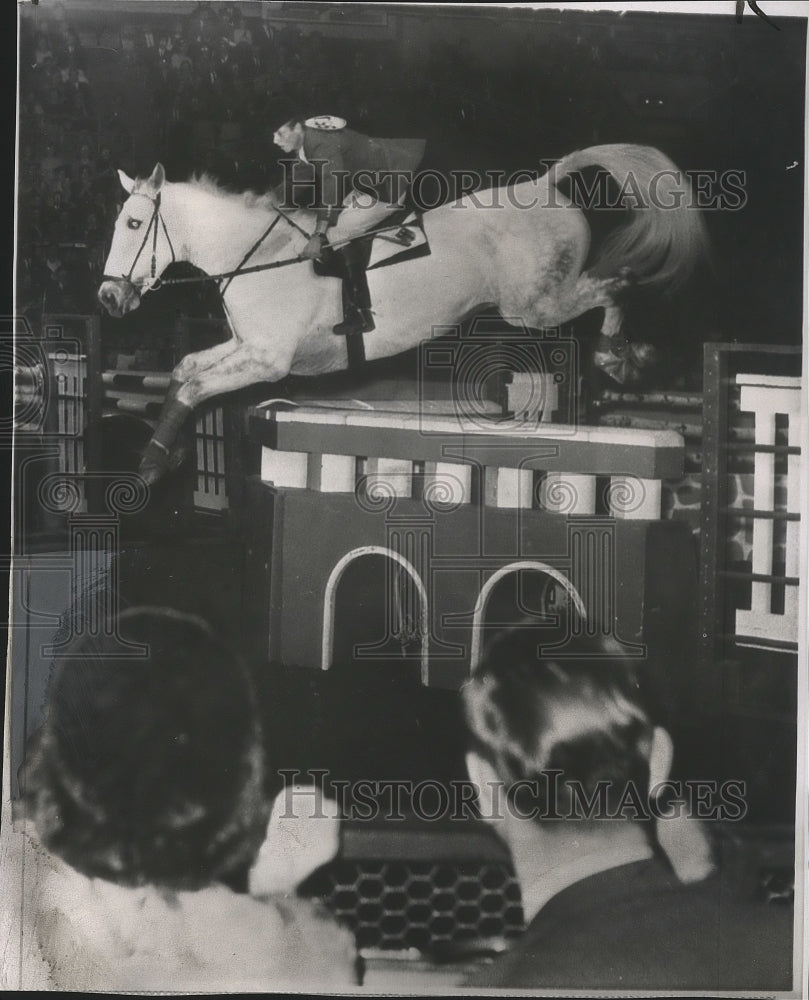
[592,304,639,385]
[565,271,654,385]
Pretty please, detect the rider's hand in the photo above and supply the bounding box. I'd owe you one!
[301,233,327,261]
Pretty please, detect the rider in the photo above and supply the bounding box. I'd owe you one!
[272,113,426,337]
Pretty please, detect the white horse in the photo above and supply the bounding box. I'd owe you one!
[98,144,709,484]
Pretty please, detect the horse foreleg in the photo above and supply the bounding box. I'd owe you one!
[140,339,244,485]
[175,345,292,409]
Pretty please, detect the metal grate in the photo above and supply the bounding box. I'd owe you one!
[302,859,524,951]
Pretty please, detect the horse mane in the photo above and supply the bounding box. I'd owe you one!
[186,172,320,226]
[185,173,294,215]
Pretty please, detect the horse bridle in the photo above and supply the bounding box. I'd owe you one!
[102,190,312,296]
[102,190,177,294]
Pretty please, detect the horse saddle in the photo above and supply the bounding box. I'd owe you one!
[366,211,430,271]
[313,209,430,281]
[313,210,431,367]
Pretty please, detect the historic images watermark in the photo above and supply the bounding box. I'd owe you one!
[278,163,748,212]
[275,771,748,824]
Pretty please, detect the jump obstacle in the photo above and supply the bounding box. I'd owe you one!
[19,316,803,699]
[33,314,232,513]
[246,395,698,693]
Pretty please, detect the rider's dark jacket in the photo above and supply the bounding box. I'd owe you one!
[277,127,426,223]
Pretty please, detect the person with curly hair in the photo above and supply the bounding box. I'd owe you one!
[18,607,357,992]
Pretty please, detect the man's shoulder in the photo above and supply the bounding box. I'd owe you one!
[467,862,794,992]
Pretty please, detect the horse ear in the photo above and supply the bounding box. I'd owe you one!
[147,163,166,192]
[117,169,136,194]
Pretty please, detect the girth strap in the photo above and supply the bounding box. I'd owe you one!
[345,331,366,369]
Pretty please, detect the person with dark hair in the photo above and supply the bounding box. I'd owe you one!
[461,627,794,991]
[271,113,426,337]
[19,608,356,992]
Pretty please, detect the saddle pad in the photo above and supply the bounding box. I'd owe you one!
[367,213,430,271]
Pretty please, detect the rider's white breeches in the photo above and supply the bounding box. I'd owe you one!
[329,189,406,244]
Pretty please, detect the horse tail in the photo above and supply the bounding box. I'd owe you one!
[547,144,711,292]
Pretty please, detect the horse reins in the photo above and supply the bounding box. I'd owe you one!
[218,213,281,296]
[105,192,415,294]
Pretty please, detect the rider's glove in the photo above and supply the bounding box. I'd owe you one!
[301,233,327,261]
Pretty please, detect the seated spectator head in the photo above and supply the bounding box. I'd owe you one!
[22,607,270,892]
[464,630,663,828]
[462,626,715,886]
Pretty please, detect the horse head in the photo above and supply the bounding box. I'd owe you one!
[98,163,173,318]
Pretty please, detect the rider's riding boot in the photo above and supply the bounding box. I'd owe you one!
[333,242,375,337]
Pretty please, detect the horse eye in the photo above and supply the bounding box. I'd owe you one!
[127,218,142,230]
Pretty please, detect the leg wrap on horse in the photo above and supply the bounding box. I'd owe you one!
[139,380,192,485]
[152,380,192,449]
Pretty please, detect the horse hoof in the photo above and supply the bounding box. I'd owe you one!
[631,342,658,368]
[593,349,642,386]
[139,440,173,486]
[168,447,188,472]
[138,460,167,486]
[138,443,188,486]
